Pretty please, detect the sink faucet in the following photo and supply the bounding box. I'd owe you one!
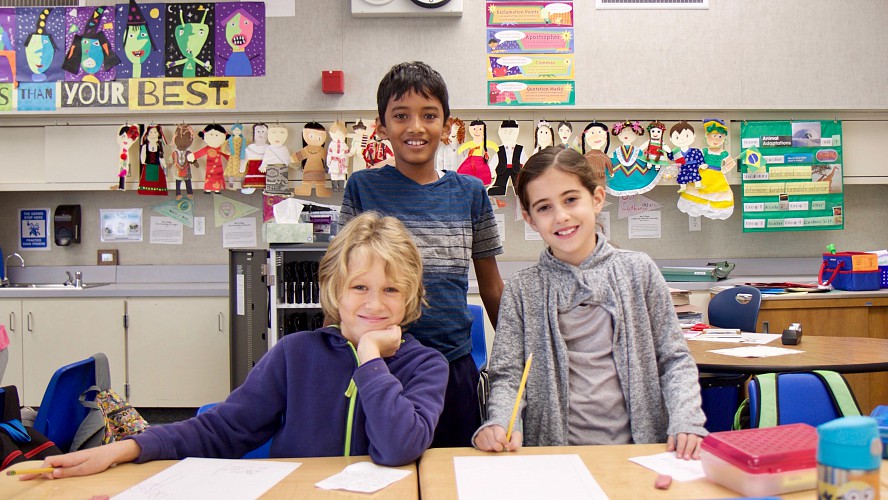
[2,253,25,287]
[65,271,84,287]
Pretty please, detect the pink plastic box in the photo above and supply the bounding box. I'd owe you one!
[700,423,818,496]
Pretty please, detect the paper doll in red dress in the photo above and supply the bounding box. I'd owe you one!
[189,124,230,194]
[292,122,330,197]
[240,122,269,194]
[362,117,395,169]
[112,124,140,191]
[457,120,497,186]
[138,124,168,196]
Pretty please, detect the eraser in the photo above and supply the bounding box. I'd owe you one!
[654,473,672,490]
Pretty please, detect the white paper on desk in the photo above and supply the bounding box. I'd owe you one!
[454,454,608,500]
[628,452,705,481]
[315,461,412,493]
[112,457,301,500]
[690,333,781,345]
[709,345,805,358]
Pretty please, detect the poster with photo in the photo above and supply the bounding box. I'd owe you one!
[739,120,844,233]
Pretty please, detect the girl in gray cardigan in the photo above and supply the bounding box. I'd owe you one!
[473,148,707,459]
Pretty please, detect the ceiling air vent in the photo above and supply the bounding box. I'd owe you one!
[596,0,708,9]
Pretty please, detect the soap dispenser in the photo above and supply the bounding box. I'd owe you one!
[54,205,82,246]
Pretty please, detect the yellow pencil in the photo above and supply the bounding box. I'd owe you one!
[6,467,54,476]
[505,353,533,443]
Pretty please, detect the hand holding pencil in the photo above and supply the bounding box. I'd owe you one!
[472,353,533,453]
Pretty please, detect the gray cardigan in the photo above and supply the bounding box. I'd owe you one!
[478,234,708,446]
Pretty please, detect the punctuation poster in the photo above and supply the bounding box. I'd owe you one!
[739,120,844,233]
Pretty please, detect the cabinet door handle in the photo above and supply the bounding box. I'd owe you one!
[8,312,14,333]
[27,312,33,332]
[218,312,224,332]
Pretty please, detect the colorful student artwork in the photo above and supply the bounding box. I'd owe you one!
[532,120,554,154]
[191,123,229,194]
[457,120,497,186]
[15,7,65,83]
[486,2,574,28]
[669,121,704,192]
[167,123,198,199]
[164,3,214,78]
[0,8,16,83]
[241,122,268,192]
[114,0,164,79]
[326,121,349,192]
[488,81,574,106]
[487,28,573,54]
[224,122,246,190]
[261,123,291,195]
[214,1,264,77]
[676,119,736,220]
[62,6,120,82]
[740,120,844,233]
[606,121,662,196]
[488,119,527,196]
[113,123,141,191]
[348,119,371,173]
[487,54,573,80]
[436,116,466,172]
[138,124,168,196]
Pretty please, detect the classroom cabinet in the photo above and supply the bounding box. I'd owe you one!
[126,298,230,407]
[758,296,888,414]
[19,298,126,406]
[0,299,25,395]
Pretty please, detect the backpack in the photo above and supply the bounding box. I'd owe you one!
[0,385,62,470]
[733,370,861,430]
[69,353,150,452]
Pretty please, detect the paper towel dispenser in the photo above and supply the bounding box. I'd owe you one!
[54,205,81,246]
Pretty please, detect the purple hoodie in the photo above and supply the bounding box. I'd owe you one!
[132,326,448,466]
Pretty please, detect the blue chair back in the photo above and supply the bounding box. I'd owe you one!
[468,304,487,370]
[32,357,96,453]
[748,372,853,428]
[197,403,271,459]
[708,285,762,332]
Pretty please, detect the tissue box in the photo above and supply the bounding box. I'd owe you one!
[266,223,314,244]
[700,424,817,497]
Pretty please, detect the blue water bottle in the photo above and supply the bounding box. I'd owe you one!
[817,416,882,500]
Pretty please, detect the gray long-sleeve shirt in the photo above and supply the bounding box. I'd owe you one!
[478,233,708,446]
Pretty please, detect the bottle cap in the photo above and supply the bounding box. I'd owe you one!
[817,416,881,470]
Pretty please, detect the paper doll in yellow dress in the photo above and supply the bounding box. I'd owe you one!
[676,119,735,220]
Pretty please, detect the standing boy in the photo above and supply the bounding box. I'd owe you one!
[341,61,504,447]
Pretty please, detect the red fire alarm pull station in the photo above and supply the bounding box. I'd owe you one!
[322,71,344,94]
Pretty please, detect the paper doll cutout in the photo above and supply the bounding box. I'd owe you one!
[488,120,527,196]
[556,121,580,151]
[168,123,198,200]
[362,118,394,169]
[62,6,120,82]
[326,121,349,192]
[581,121,610,155]
[670,120,705,192]
[116,0,163,79]
[642,121,672,173]
[16,8,63,83]
[347,119,370,173]
[533,120,555,154]
[606,121,662,196]
[0,9,16,83]
[457,120,497,186]
[214,2,264,77]
[292,121,331,197]
[138,124,168,196]
[190,124,229,194]
[241,122,269,192]
[260,123,291,195]
[224,122,246,190]
[164,3,214,78]
[584,149,610,185]
[436,116,466,172]
[112,124,140,191]
[677,118,735,220]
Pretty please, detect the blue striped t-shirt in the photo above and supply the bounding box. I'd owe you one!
[340,167,502,361]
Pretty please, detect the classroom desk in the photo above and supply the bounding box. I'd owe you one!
[0,456,417,499]
[688,335,888,374]
[418,444,888,499]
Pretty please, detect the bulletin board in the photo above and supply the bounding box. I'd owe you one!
[739,120,844,233]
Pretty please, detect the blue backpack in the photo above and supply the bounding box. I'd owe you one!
[733,370,861,429]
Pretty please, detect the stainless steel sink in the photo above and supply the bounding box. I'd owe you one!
[2,283,110,290]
